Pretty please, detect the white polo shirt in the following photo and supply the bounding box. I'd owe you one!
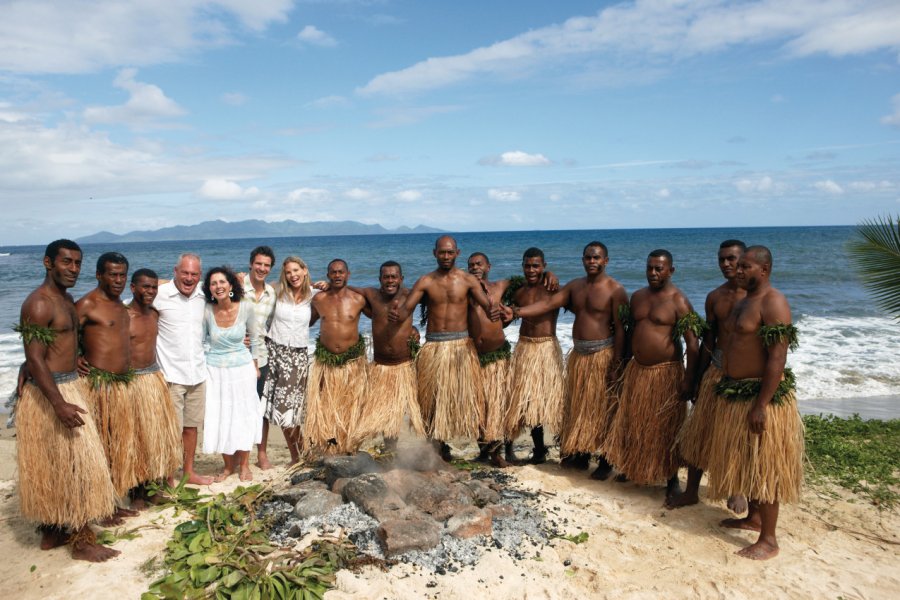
[153,280,207,386]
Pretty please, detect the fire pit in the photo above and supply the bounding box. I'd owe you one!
[263,442,550,571]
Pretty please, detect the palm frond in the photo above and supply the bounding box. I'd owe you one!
[847,215,900,319]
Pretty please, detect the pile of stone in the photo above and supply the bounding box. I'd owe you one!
[266,444,545,561]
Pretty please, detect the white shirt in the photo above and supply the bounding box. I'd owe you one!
[241,274,276,367]
[153,280,207,385]
[267,289,317,349]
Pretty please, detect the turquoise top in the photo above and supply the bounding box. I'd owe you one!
[203,301,260,368]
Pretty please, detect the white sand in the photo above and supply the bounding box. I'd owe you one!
[0,427,898,600]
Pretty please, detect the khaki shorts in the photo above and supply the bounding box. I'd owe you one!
[168,381,206,429]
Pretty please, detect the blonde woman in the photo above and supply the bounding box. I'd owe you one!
[259,257,319,464]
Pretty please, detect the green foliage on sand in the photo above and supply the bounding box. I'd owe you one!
[144,484,359,600]
[803,414,900,509]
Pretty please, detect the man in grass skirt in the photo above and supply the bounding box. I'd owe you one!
[603,249,702,500]
[15,239,118,562]
[705,245,803,561]
[303,259,368,454]
[390,236,499,461]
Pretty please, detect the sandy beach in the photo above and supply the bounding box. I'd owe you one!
[0,425,897,600]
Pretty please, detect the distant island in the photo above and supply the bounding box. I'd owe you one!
[77,219,444,244]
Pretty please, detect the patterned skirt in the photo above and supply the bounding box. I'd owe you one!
[261,339,310,428]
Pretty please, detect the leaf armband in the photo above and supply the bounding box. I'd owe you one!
[758,323,799,351]
[13,321,57,346]
[715,368,797,406]
[501,276,526,307]
[673,311,709,341]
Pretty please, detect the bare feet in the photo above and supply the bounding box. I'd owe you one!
[185,472,214,486]
[720,516,762,532]
[39,527,69,550]
[213,469,234,483]
[727,495,748,514]
[665,475,682,502]
[256,452,273,471]
[664,490,700,509]
[560,453,590,470]
[72,540,121,562]
[70,527,121,562]
[736,539,779,560]
[239,467,253,481]
[590,457,613,481]
[130,497,148,511]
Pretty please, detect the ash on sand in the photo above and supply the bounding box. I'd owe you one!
[263,444,553,573]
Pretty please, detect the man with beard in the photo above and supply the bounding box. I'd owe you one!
[705,246,803,560]
[668,240,748,511]
[390,235,498,461]
[303,259,368,454]
[604,249,701,500]
[15,240,118,561]
[352,261,425,450]
[514,242,627,479]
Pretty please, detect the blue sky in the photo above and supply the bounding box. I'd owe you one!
[2,0,899,245]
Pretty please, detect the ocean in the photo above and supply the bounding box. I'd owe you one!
[1,226,898,419]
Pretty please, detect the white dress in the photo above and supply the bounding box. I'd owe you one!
[202,301,264,454]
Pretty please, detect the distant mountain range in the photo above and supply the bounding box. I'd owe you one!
[77,219,444,244]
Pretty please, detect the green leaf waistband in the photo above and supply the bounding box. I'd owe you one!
[479,339,512,366]
[88,366,135,389]
[715,368,796,406]
[314,336,366,366]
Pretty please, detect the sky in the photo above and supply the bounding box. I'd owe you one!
[1,0,900,245]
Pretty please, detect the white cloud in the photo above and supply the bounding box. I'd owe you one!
[222,92,247,106]
[657,188,671,198]
[814,179,844,194]
[0,0,294,74]
[814,179,845,194]
[488,189,521,202]
[479,150,551,167]
[196,179,260,200]
[345,187,371,200]
[286,187,330,204]
[358,1,900,96]
[849,180,894,191]
[297,25,337,47]
[881,93,900,127]
[83,68,185,127]
[396,190,422,202]
[735,175,776,193]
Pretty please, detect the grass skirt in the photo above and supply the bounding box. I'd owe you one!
[303,357,367,454]
[706,390,804,504]
[81,377,142,496]
[362,360,425,439]
[675,364,723,471]
[132,370,182,480]
[416,337,483,440]
[559,346,614,456]
[17,380,116,528]
[603,360,686,484]
[480,355,510,442]
[203,362,263,455]
[504,336,565,440]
